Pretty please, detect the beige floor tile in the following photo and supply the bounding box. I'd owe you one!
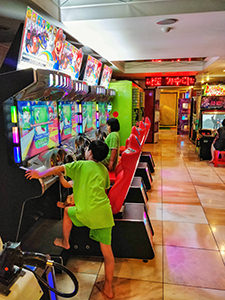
[90,276,163,300]
[164,246,225,289]
[195,185,225,209]
[164,283,225,300]
[63,256,103,274]
[151,220,163,245]
[220,250,225,264]
[56,272,96,300]
[162,203,208,224]
[204,208,225,225]
[210,224,225,251]
[146,202,163,221]
[163,221,218,250]
[99,245,163,282]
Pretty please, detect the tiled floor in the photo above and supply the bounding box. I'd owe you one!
[56,129,225,299]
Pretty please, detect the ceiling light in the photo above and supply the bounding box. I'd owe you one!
[156,18,178,25]
[161,26,172,33]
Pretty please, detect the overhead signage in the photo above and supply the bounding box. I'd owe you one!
[145,76,196,87]
[203,84,225,96]
[18,6,83,80]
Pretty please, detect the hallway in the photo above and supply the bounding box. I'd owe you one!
[56,129,225,300]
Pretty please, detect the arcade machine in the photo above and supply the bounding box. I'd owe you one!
[189,90,201,144]
[177,92,191,135]
[196,84,225,160]
[0,68,77,262]
[0,6,88,263]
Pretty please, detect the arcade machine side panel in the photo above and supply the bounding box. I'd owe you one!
[177,95,191,135]
[144,89,156,143]
[109,80,133,146]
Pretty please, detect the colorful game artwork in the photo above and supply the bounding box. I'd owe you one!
[58,101,79,141]
[17,100,59,161]
[83,55,102,86]
[100,65,113,88]
[18,7,83,80]
[82,102,96,132]
[98,102,108,125]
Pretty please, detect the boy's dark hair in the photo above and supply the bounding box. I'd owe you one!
[222,119,225,126]
[107,118,120,132]
[88,140,109,162]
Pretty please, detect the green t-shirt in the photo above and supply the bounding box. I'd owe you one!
[65,160,114,229]
[102,131,120,170]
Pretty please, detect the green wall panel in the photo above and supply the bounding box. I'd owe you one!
[109,81,133,146]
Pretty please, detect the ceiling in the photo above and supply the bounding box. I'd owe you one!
[1,0,225,87]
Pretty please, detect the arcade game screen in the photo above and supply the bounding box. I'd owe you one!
[99,65,113,88]
[98,102,108,126]
[82,102,96,132]
[58,101,79,141]
[82,55,102,86]
[202,111,225,130]
[17,100,59,161]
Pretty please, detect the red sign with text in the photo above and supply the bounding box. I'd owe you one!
[145,76,196,87]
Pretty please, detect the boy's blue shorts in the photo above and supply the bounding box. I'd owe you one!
[68,206,112,245]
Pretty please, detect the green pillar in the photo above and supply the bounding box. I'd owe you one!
[109,81,133,146]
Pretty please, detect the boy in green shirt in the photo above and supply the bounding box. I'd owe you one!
[25,140,115,298]
[102,118,120,171]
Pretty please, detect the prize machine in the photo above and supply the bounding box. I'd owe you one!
[177,91,191,135]
[196,84,225,160]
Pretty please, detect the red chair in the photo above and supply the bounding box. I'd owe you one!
[108,147,141,214]
[213,150,225,167]
[109,134,141,183]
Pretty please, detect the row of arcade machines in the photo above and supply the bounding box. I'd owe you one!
[196,94,225,160]
[0,68,115,263]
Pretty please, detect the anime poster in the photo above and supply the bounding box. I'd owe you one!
[17,100,59,161]
[83,55,102,86]
[18,7,83,79]
[100,65,113,88]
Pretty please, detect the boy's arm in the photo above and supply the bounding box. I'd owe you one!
[25,166,65,180]
[108,149,117,171]
[58,173,73,188]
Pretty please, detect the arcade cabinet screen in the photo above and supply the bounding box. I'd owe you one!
[58,101,79,141]
[98,102,107,125]
[83,55,102,86]
[17,100,59,161]
[202,112,225,130]
[82,102,96,132]
[99,65,113,89]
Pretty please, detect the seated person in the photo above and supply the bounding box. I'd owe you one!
[102,118,120,171]
[25,140,115,298]
[210,118,225,162]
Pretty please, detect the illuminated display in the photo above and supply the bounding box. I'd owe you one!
[145,76,196,87]
[203,85,225,96]
[18,7,83,80]
[83,55,102,86]
[100,65,113,88]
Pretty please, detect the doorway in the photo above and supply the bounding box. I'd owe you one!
[160,92,178,126]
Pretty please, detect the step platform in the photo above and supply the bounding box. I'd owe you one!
[135,162,152,190]
[21,218,69,265]
[125,176,148,204]
[70,203,155,260]
[140,152,155,173]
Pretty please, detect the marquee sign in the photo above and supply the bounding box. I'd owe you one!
[145,76,196,87]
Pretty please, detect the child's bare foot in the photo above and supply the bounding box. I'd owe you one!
[209,160,214,163]
[95,281,114,299]
[54,238,70,249]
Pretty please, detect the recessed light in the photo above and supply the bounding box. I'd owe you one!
[156,18,178,25]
